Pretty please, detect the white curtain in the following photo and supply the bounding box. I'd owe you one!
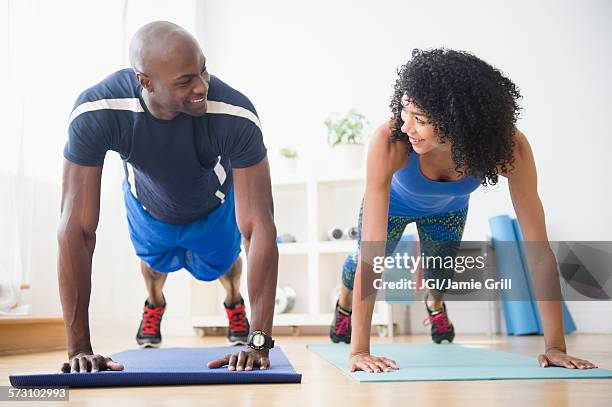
[0,0,197,319]
[0,0,126,314]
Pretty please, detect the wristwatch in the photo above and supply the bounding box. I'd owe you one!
[247,330,275,351]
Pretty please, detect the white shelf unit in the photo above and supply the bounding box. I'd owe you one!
[191,170,391,332]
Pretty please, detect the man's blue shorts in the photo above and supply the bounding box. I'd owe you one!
[123,180,241,281]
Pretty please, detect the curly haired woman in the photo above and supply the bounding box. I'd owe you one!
[329,48,598,372]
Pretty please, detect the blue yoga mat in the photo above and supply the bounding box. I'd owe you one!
[10,346,301,388]
[489,215,576,335]
[511,217,576,334]
[307,343,612,382]
[489,215,541,335]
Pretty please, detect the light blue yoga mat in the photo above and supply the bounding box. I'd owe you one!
[307,343,612,382]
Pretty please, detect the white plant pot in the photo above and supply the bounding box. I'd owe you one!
[332,143,365,172]
[278,157,298,174]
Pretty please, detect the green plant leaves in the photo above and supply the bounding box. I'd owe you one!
[324,109,368,146]
[279,147,298,158]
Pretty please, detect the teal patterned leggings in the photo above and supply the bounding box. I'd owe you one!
[341,204,469,290]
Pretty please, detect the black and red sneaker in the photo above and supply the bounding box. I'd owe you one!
[330,301,352,344]
[423,296,455,344]
[224,298,249,345]
[136,298,166,348]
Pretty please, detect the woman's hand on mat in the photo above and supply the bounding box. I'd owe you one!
[538,350,598,369]
[349,352,398,373]
[61,352,125,373]
[207,349,270,371]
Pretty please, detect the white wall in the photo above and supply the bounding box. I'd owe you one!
[197,0,612,332]
[4,0,610,335]
[197,0,612,241]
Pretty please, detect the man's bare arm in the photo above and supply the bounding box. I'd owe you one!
[232,157,278,336]
[56,159,125,373]
[57,160,101,357]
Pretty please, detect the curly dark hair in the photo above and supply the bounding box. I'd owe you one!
[390,48,522,186]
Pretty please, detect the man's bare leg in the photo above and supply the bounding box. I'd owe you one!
[218,256,243,305]
[140,260,168,307]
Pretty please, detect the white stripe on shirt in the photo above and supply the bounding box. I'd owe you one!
[213,156,227,185]
[69,98,144,125]
[206,100,261,131]
[126,162,138,198]
[215,190,226,203]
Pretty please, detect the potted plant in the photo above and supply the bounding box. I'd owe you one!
[278,147,298,174]
[324,109,368,171]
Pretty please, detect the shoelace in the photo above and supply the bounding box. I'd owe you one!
[142,306,165,335]
[226,304,247,332]
[335,312,351,336]
[423,312,451,333]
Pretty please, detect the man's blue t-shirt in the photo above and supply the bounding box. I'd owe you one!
[64,69,267,225]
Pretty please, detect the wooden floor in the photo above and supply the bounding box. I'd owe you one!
[1,332,611,406]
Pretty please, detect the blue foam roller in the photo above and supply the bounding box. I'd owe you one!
[10,346,301,388]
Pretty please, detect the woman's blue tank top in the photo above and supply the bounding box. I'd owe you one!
[388,150,481,217]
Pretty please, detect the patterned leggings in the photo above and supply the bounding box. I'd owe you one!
[341,204,469,290]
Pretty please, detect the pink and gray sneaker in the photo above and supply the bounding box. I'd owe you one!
[423,297,455,344]
[330,301,352,344]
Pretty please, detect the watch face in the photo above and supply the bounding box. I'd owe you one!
[253,334,265,347]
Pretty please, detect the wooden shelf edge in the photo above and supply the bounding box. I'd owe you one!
[0,316,64,325]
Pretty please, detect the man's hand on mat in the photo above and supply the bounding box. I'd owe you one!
[538,350,598,369]
[61,352,125,373]
[207,349,270,371]
[349,352,398,373]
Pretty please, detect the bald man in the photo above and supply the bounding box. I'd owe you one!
[58,21,278,373]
